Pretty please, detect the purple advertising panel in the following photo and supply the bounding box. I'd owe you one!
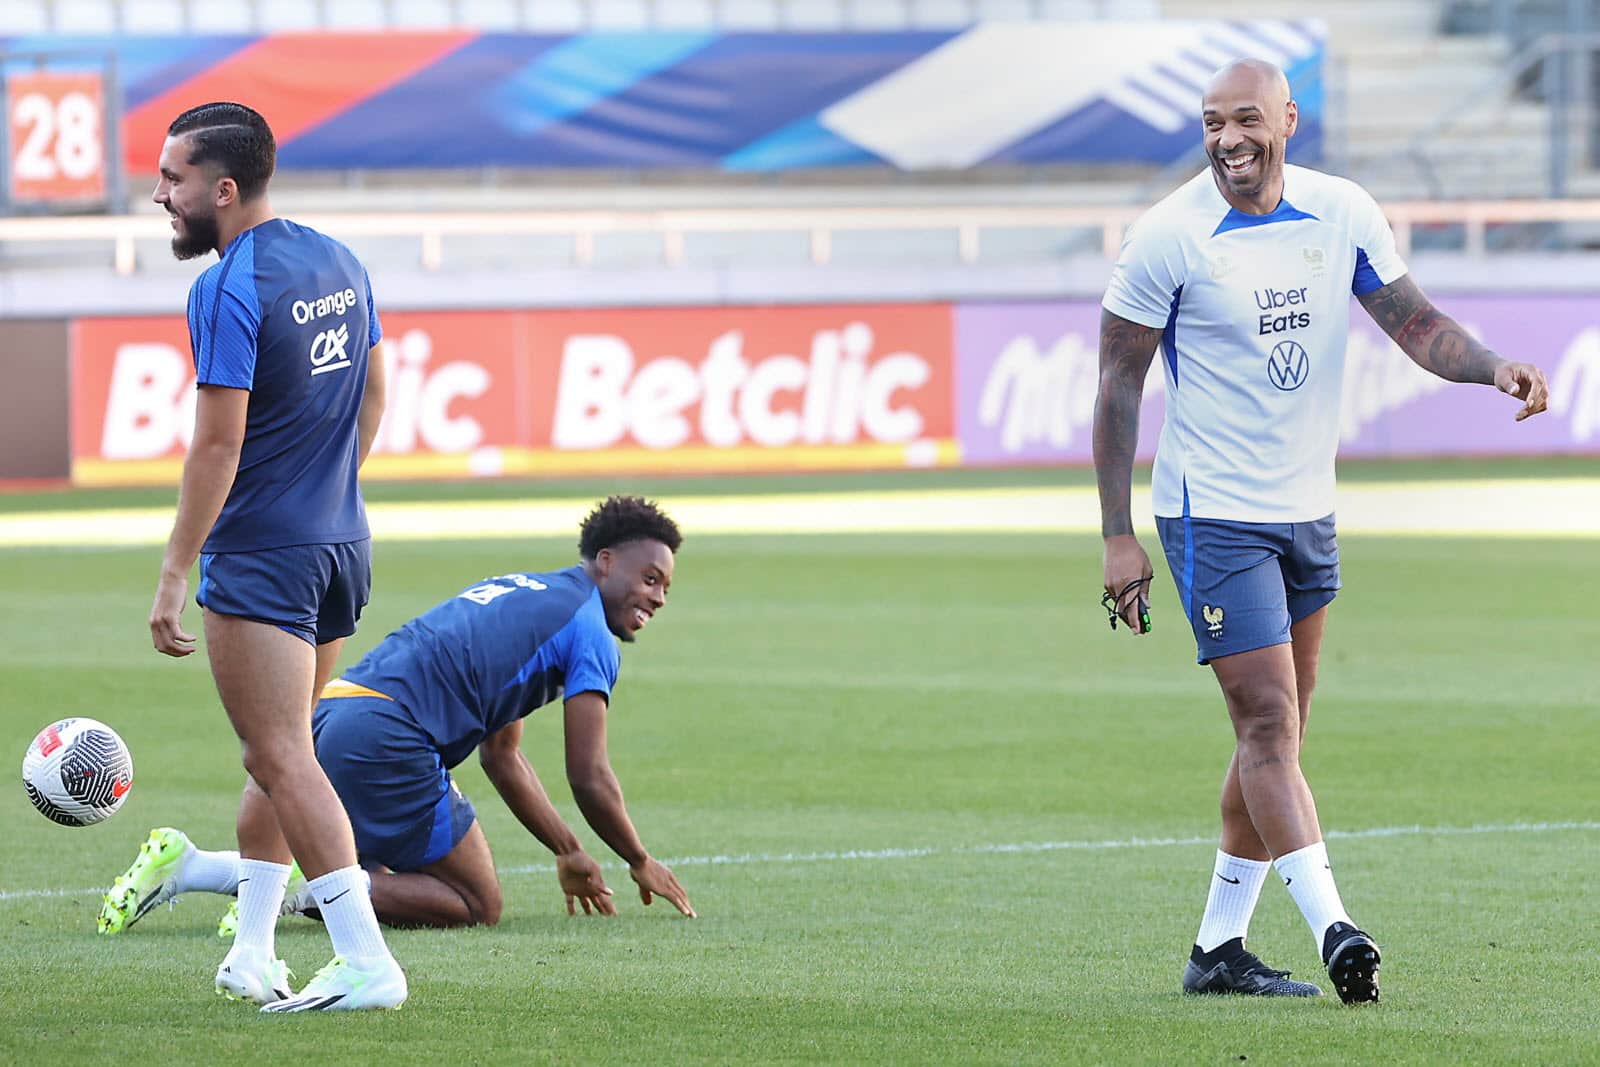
[954,301,1164,465]
[955,296,1600,464]
[1340,295,1599,456]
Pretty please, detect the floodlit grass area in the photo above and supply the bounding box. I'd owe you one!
[1,469,1596,1064]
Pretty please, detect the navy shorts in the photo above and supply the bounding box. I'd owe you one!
[196,539,371,646]
[1155,514,1340,665]
[312,692,477,872]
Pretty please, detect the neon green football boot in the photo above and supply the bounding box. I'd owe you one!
[217,860,308,939]
[98,827,193,935]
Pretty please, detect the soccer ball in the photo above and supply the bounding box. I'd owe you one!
[21,718,134,827]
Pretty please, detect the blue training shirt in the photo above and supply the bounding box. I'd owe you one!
[342,566,621,769]
[187,218,381,552]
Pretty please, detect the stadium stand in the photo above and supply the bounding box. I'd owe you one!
[1,0,1597,312]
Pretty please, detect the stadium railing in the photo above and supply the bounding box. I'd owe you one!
[6,198,1600,276]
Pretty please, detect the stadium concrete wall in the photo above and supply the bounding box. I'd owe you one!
[53,294,1600,488]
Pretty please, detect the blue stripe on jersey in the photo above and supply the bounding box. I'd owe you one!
[194,231,261,388]
[1180,482,1196,621]
[1210,199,1319,238]
[1351,246,1384,294]
[363,269,382,345]
[424,758,454,861]
[1161,285,1183,387]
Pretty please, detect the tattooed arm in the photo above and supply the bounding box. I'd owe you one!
[1357,275,1549,420]
[1094,309,1161,537]
[1093,308,1161,632]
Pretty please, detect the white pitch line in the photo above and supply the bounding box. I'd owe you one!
[8,820,1596,904]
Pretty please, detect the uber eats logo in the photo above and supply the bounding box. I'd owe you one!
[1254,286,1311,335]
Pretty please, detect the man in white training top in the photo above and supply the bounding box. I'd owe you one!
[1093,58,1548,1004]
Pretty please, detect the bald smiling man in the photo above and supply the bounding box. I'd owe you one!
[1093,59,1550,1004]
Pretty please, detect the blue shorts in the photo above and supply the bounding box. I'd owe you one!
[312,692,477,872]
[1155,514,1340,665]
[197,539,371,646]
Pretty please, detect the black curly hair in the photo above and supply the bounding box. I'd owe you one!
[578,495,682,560]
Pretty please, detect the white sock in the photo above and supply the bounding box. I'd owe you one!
[1195,850,1270,952]
[174,848,241,895]
[308,866,393,967]
[232,859,291,956]
[1274,841,1354,949]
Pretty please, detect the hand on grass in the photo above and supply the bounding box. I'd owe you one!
[630,857,695,918]
[557,851,617,916]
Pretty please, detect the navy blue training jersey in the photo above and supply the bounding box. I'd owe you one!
[187,218,381,553]
[342,566,621,769]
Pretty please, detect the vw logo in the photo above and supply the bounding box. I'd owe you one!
[1267,340,1310,391]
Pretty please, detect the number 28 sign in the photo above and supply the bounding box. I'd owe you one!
[7,70,108,204]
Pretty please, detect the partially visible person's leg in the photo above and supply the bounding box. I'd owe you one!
[208,614,354,875]
[370,821,503,928]
[97,826,243,934]
[1161,517,1323,996]
[208,612,358,1004]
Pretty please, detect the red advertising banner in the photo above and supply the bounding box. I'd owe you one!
[68,304,958,486]
[7,70,109,204]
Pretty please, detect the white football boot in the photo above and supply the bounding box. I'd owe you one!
[260,955,408,1013]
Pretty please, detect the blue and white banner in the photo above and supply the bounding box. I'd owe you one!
[3,21,1324,173]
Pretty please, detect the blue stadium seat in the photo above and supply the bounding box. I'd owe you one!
[910,0,975,28]
[53,0,116,33]
[653,0,716,28]
[590,0,652,29]
[525,0,586,30]
[0,0,49,33]
[189,1,253,31]
[255,0,320,31]
[456,0,522,30]
[120,0,184,32]
[844,0,910,29]
[390,0,455,27]
[714,0,781,30]
[323,0,387,29]
[783,0,848,29]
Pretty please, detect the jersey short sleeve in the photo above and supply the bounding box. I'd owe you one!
[364,268,382,346]
[1102,214,1191,330]
[187,237,262,389]
[559,606,621,700]
[1348,184,1407,295]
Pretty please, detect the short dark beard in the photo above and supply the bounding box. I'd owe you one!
[170,209,220,261]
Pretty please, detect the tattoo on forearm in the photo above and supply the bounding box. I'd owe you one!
[1093,311,1161,537]
[1241,755,1284,772]
[1358,276,1499,384]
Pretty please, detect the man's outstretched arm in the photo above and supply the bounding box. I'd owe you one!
[479,719,616,915]
[1093,308,1162,632]
[564,691,696,917]
[1357,275,1549,420]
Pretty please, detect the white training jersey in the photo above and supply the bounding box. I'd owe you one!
[1103,164,1407,522]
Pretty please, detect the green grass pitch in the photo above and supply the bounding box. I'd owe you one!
[1,469,1596,1065]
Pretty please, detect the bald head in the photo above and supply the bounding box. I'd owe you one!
[1204,59,1291,110]
[1201,58,1298,213]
